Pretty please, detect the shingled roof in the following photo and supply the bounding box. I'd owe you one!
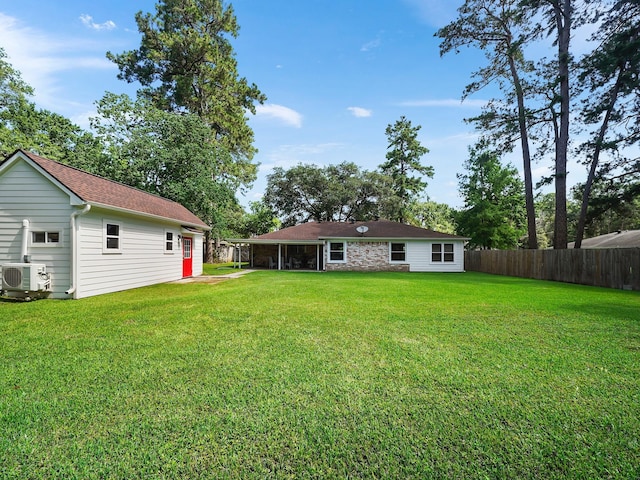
[9,150,209,229]
[568,230,640,248]
[247,220,467,242]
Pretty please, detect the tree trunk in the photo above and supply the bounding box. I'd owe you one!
[509,55,538,249]
[553,0,571,249]
[574,72,622,248]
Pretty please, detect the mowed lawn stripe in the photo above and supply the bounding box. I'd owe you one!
[1,271,638,478]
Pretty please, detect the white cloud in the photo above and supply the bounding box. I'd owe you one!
[70,109,98,131]
[398,98,487,108]
[255,104,303,128]
[0,12,115,112]
[79,14,116,31]
[347,106,372,118]
[361,38,381,52]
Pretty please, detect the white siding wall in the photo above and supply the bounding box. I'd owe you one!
[192,233,204,276]
[0,160,73,298]
[406,241,465,272]
[75,209,184,298]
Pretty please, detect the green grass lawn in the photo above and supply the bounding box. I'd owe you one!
[202,262,247,275]
[1,272,639,479]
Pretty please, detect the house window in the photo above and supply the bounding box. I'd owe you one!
[390,242,406,262]
[432,243,454,262]
[328,241,346,262]
[165,231,174,253]
[31,231,60,245]
[103,220,122,253]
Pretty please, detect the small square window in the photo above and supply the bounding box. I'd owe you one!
[32,232,46,243]
[106,224,119,237]
[106,237,119,249]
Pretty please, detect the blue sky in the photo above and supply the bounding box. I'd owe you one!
[0,0,562,209]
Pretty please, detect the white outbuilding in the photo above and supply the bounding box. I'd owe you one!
[0,150,210,299]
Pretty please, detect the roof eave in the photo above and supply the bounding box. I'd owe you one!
[88,202,211,230]
[319,236,470,241]
[227,238,324,245]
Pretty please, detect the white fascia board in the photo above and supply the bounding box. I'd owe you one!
[89,202,211,231]
[226,238,324,245]
[319,236,469,242]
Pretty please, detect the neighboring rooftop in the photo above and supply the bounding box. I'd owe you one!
[247,220,467,242]
[4,150,209,229]
[569,230,640,249]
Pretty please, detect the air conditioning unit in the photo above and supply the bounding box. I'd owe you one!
[1,263,51,292]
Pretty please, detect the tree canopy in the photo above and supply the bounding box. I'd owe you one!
[437,0,538,248]
[89,93,243,239]
[380,116,433,223]
[107,0,266,162]
[573,0,640,247]
[456,146,526,249]
[263,162,393,227]
[0,48,103,165]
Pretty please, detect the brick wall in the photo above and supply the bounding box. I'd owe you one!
[325,241,409,272]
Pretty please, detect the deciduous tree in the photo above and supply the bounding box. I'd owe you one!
[0,48,103,165]
[263,162,393,226]
[90,93,240,246]
[408,200,457,234]
[456,146,526,249]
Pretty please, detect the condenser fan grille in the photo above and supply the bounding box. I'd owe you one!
[3,267,23,288]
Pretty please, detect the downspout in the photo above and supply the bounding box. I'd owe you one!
[65,204,91,296]
[21,219,30,263]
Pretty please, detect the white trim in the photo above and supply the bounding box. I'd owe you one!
[90,201,210,231]
[327,240,347,263]
[389,241,406,263]
[30,229,63,248]
[103,219,122,254]
[164,229,176,254]
[430,242,455,263]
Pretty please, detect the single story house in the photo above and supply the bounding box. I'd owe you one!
[0,150,210,299]
[228,220,469,272]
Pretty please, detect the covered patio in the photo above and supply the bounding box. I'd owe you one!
[229,239,324,271]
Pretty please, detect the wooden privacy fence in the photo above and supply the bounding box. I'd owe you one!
[464,248,640,291]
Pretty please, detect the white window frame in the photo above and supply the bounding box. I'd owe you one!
[431,243,455,263]
[389,242,406,262]
[327,241,346,263]
[103,220,122,254]
[30,230,62,247]
[164,230,176,254]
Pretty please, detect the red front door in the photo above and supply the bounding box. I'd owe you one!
[182,237,193,277]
